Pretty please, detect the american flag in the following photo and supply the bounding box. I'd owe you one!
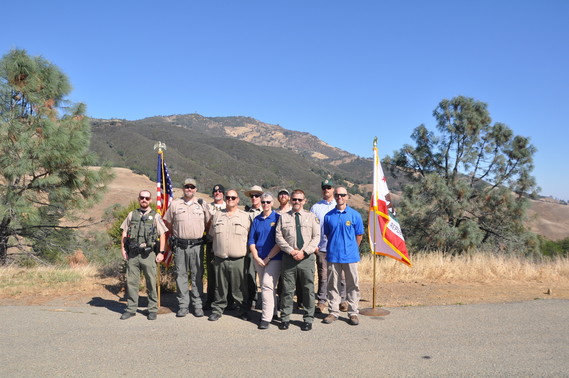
[156,152,174,266]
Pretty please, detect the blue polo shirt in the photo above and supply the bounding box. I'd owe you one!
[324,206,364,263]
[247,210,282,260]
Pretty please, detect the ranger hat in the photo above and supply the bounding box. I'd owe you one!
[244,185,264,197]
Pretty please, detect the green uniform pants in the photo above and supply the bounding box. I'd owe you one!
[126,252,158,313]
[211,256,247,315]
[280,253,315,323]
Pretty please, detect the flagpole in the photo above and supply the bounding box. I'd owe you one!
[153,141,167,310]
[361,137,390,317]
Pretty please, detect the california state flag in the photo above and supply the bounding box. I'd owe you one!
[368,138,411,266]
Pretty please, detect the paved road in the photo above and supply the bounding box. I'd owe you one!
[1,299,568,377]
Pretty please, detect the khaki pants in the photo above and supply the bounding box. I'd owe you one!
[253,259,282,322]
[327,262,360,317]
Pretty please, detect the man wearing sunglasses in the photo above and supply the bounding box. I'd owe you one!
[310,179,348,314]
[163,178,212,318]
[120,190,168,320]
[207,189,252,321]
[275,189,320,331]
[322,187,364,326]
[204,184,226,310]
[243,185,264,310]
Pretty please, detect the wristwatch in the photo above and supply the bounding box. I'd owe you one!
[159,251,165,254]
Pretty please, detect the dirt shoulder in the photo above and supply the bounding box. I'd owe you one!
[1,276,567,309]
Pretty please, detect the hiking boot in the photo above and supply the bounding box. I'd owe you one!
[315,302,327,314]
[120,312,136,320]
[323,314,338,324]
[349,314,360,325]
[194,308,204,317]
[339,301,349,312]
[176,308,189,317]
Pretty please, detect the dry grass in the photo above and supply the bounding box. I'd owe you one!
[0,265,101,297]
[359,251,569,284]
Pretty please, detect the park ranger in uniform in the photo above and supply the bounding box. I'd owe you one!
[120,190,168,320]
[207,189,252,321]
[275,189,320,331]
[163,178,212,318]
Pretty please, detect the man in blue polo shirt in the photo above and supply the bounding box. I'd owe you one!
[322,186,364,326]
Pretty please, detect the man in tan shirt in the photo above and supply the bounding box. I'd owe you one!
[275,189,320,331]
[207,189,251,321]
[163,178,212,318]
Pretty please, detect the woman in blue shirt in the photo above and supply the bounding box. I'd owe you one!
[248,193,282,329]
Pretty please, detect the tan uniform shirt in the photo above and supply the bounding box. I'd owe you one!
[163,198,212,239]
[208,201,226,213]
[209,209,251,258]
[120,208,168,235]
[246,206,262,222]
[275,209,320,255]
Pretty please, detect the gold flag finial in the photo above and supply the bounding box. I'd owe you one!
[154,141,167,153]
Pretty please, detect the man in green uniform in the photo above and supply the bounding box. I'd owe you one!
[120,190,168,320]
[275,189,320,331]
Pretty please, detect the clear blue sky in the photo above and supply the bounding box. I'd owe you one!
[3,0,568,200]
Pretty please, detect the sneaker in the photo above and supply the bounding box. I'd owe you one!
[301,322,313,331]
[258,320,270,330]
[322,314,337,324]
[176,308,189,317]
[120,312,136,320]
[349,314,360,326]
[147,312,157,320]
[339,301,349,312]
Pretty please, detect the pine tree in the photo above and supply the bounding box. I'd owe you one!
[0,49,112,264]
[387,96,539,254]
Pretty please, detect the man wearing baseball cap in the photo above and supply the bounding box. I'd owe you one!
[163,178,211,318]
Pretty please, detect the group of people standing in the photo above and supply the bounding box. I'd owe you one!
[120,178,364,331]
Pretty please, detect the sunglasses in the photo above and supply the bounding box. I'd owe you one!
[184,184,196,189]
[250,194,261,198]
[139,196,151,201]
[261,201,272,204]
[225,196,238,200]
[291,198,304,202]
[322,186,333,190]
[334,193,348,197]
[213,189,224,193]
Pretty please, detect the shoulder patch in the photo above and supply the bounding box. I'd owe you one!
[315,217,320,224]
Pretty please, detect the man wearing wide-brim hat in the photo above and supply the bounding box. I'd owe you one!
[243,185,264,310]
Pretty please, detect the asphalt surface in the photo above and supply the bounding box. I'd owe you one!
[1,299,568,377]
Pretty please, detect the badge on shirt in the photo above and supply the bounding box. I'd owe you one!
[315,218,320,224]
[345,220,351,226]
[148,215,153,220]
[270,222,275,227]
